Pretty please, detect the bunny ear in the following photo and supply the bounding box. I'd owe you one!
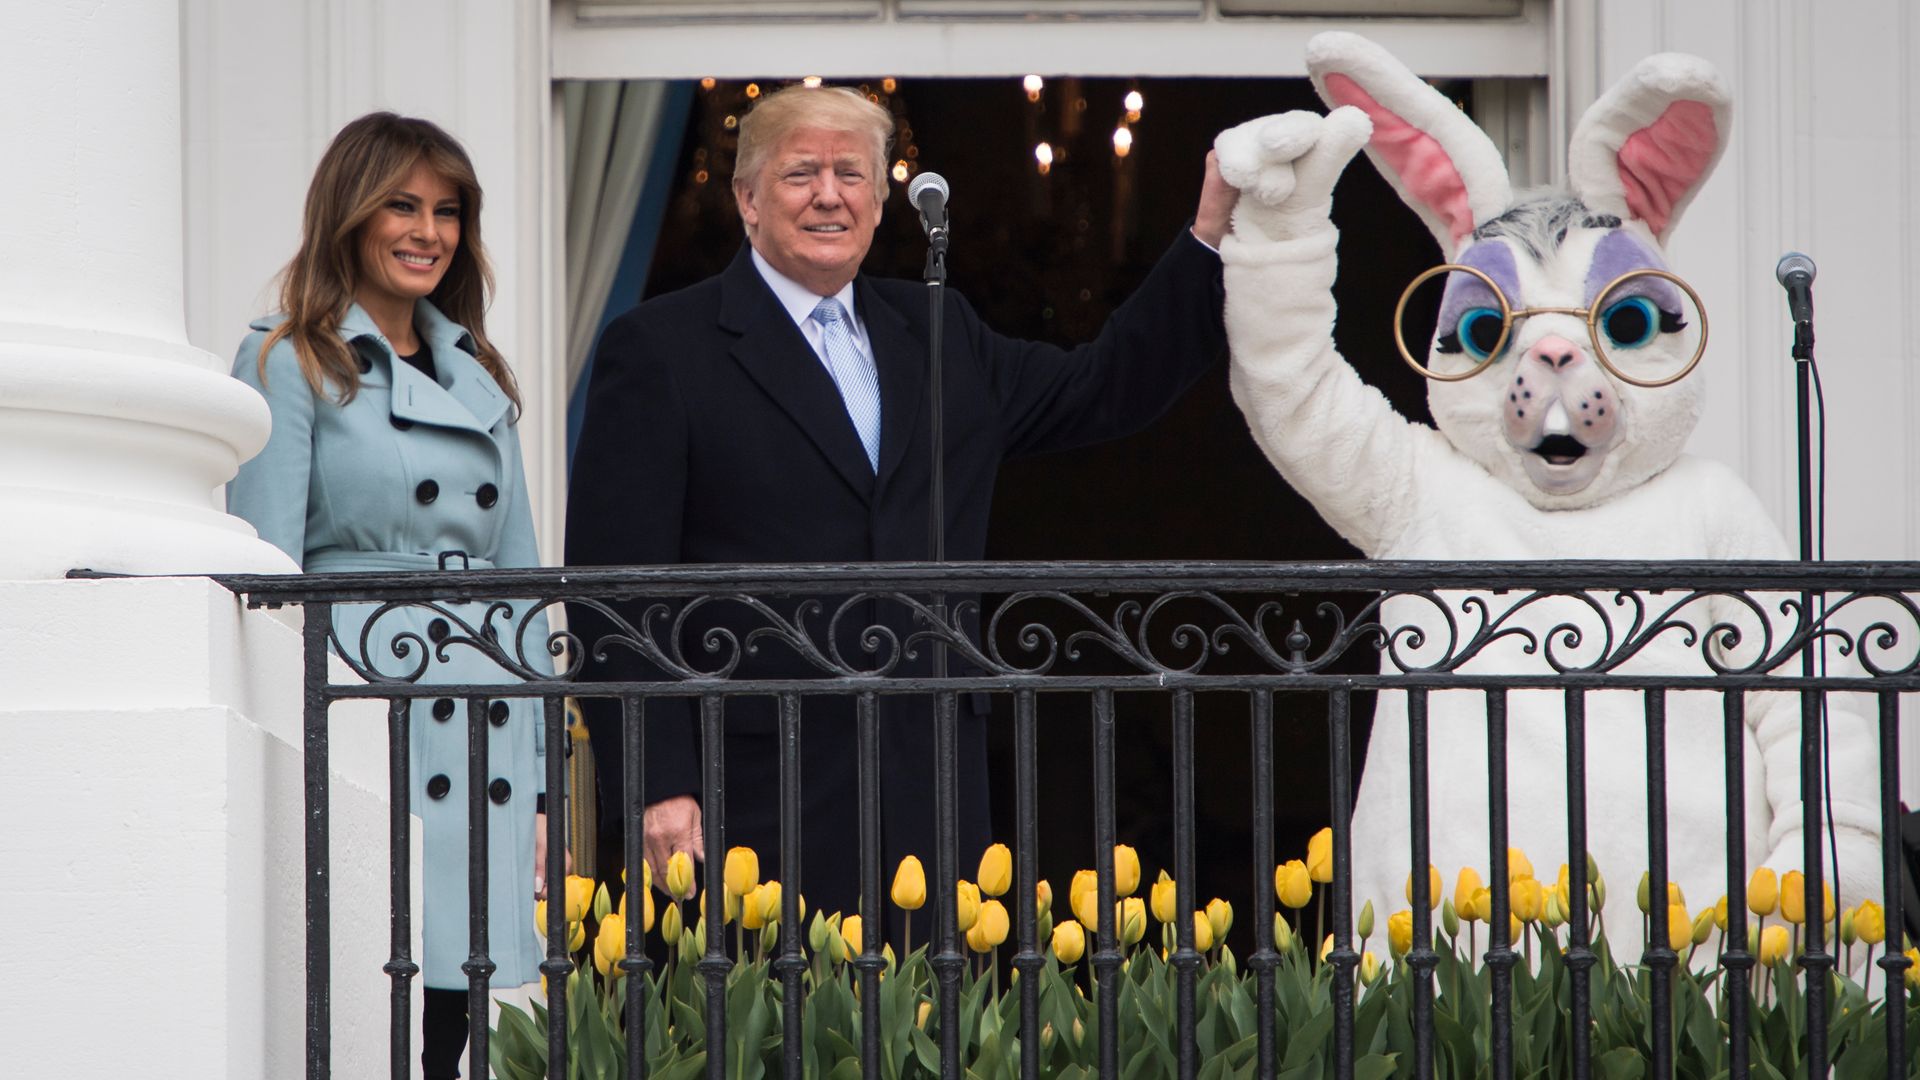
[1568,53,1731,244]
[1306,31,1512,257]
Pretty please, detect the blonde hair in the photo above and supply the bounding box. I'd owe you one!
[734,85,894,205]
[259,112,518,410]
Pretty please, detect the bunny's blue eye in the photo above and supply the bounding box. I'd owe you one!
[1600,295,1661,349]
[1451,308,1506,359]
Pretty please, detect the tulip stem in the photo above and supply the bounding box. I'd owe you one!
[990,945,1000,1003]
[905,912,912,963]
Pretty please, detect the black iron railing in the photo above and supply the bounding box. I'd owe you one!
[211,560,1920,1080]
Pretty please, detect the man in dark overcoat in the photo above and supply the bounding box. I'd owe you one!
[566,83,1235,923]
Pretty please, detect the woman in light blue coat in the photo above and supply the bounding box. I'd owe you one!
[228,112,550,1080]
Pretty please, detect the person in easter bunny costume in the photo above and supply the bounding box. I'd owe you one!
[1212,32,1880,958]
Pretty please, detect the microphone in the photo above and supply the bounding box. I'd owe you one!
[908,171,949,239]
[1776,252,1816,326]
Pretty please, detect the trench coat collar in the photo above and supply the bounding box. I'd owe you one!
[718,244,882,503]
[344,300,511,434]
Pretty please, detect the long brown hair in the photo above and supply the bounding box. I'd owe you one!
[259,112,519,411]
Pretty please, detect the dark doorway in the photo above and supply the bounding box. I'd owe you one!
[639,75,1460,946]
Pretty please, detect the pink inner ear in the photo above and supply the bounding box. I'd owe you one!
[1616,100,1717,238]
[1322,73,1474,246]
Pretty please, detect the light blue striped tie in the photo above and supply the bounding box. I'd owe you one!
[811,297,882,472]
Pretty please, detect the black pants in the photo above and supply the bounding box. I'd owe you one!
[423,987,469,1080]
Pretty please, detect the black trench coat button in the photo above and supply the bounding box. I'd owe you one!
[415,479,439,504]
[426,774,451,800]
[358,354,373,374]
[390,415,413,431]
[427,618,450,642]
[431,697,455,722]
[476,483,499,509]
[488,778,512,804]
[489,700,509,726]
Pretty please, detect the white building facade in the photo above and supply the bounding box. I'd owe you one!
[2,0,1914,1073]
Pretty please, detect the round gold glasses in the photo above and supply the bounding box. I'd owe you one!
[1392,264,1709,388]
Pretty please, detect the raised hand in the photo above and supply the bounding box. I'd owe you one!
[1213,106,1372,244]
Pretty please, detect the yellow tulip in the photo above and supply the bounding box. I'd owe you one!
[569,919,585,952]
[740,884,770,931]
[1662,904,1691,949]
[841,913,864,957]
[1758,924,1790,965]
[641,886,657,934]
[1206,898,1233,943]
[1465,888,1491,925]
[1507,847,1533,883]
[534,899,550,942]
[1191,910,1214,952]
[916,1001,932,1030]
[1357,899,1375,939]
[1319,933,1334,963]
[593,911,627,977]
[978,899,1010,948]
[1543,892,1565,930]
[1150,872,1177,925]
[1780,870,1807,924]
[966,916,994,952]
[1306,827,1334,884]
[665,851,695,901]
[1276,860,1312,910]
[1387,909,1413,958]
[1273,914,1295,954]
[1511,877,1544,923]
[1856,900,1887,946]
[1689,907,1713,946]
[724,846,759,898]
[1748,867,1779,917]
[1906,948,1920,990]
[1508,912,1523,943]
[661,898,683,944]
[1119,897,1147,946]
[1636,872,1652,914]
[758,880,783,926]
[956,880,981,934]
[1359,950,1381,985]
[1406,866,1442,911]
[1454,868,1483,918]
[1113,845,1141,897]
[1052,918,1086,964]
[977,844,1012,897]
[1035,880,1053,917]
[1070,869,1099,929]
[564,875,595,924]
[1440,898,1459,938]
[1820,883,1837,926]
[892,855,927,911]
[1714,895,1730,932]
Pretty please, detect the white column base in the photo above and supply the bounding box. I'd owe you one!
[0,577,416,1078]
[0,328,295,579]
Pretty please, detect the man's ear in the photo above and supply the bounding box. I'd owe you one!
[733,179,759,230]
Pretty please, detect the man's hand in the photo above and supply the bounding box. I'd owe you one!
[645,795,704,888]
[1191,150,1238,250]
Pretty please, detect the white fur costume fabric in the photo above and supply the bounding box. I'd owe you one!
[1215,33,1880,957]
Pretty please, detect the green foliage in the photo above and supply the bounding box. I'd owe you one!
[495,913,1920,1079]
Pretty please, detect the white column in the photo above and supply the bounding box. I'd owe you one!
[0,0,291,578]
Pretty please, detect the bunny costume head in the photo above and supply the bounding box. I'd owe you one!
[1306,34,1730,510]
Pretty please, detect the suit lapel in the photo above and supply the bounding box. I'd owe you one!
[858,278,927,490]
[719,247,875,502]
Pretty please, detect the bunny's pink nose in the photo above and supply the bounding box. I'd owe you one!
[1526,334,1584,370]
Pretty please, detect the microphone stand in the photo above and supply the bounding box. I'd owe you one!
[1792,316,1815,560]
[921,224,965,1071]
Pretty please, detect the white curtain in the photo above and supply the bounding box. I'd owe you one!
[563,80,672,396]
